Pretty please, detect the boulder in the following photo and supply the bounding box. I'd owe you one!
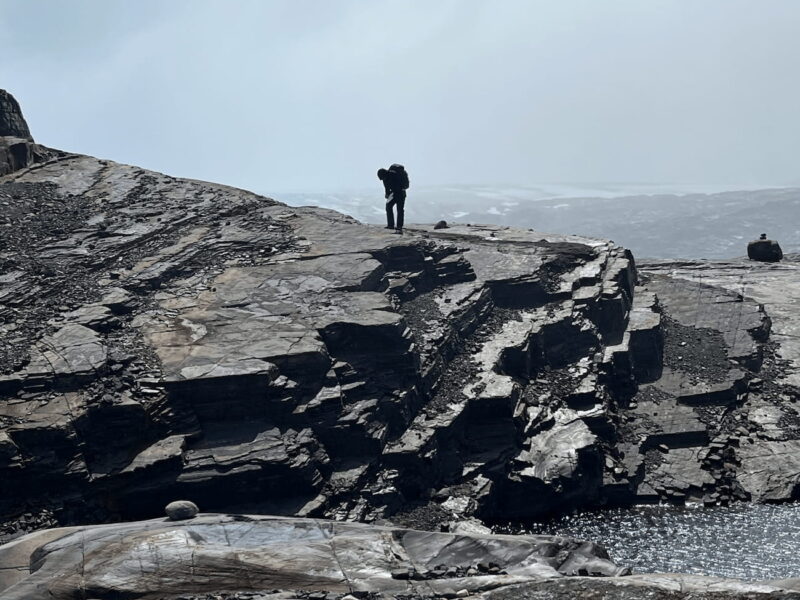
[164,500,199,520]
[748,235,783,262]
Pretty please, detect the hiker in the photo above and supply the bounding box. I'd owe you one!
[377,164,410,233]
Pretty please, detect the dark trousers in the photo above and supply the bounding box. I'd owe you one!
[386,193,406,230]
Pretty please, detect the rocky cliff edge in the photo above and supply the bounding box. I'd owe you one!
[2,90,800,598]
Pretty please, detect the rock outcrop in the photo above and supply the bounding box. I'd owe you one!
[639,257,800,505]
[3,91,800,597]
[0,90,60,176]
[3,513,799,600]
[0,90,31,140]
[1,94,800,540]
[0,144,641,529]
[0,513,626,599]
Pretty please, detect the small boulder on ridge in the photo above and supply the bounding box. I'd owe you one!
[747,233,783,262]
[165,500,199,521]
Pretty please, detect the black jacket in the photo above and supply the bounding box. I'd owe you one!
[381,167,409,199]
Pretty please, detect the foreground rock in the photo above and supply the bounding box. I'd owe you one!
[2,514,798,600]
[0,514,622,599]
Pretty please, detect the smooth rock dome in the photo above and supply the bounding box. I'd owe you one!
[165,500,199,520]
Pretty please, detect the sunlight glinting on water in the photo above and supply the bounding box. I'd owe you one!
[524,504,800,581]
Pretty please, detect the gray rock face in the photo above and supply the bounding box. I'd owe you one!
[0,90,31,140]
[0,91,60,176]
[0,514,630,599]
[1,136,800,539]
[0,142,649,530]
[3,96,800,598]
[638,257,800,506]
[0,137,57,177]
[1,514,796,600]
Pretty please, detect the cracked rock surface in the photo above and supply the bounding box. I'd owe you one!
[1,138,652,533]
[3,90,800,598]
[3,513,799,600]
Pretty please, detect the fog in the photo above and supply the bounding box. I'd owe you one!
[1,0,799,194]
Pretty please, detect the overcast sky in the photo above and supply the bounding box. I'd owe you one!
[1,1,799,193]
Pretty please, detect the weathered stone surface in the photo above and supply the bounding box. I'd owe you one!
[0,92,62,176]
[0,90,31,140]
[3,514,799,600]
[642,257,800,385]
[62,304,120,332]
[5,93,800,596]
[644,446,714,501]
[0,136,59,177]
[638,256,800,505]
[1,136,796,529]
[164,499,198,520]
[28,323,108,380]
[501,409,601,518]
[0,514,627,599]
[737,440,800,502]
[628,395,708,448]
[99,286,137,314]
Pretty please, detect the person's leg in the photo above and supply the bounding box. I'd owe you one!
[396,197,405,231]
[385,197,396,229]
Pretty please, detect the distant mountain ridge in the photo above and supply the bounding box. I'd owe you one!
[280,184,800,259]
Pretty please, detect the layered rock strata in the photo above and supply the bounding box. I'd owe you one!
[2,90,800,550]
[1,143,800,542]
[4,91,800,598]
[0,90,61,177]
[0,139,653,530]
[0,90,32,140]
[638,257,800,505]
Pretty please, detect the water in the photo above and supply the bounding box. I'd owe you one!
[515,504,800,581]
[275,184,800,259]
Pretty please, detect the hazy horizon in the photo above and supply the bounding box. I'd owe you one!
[268,180,792,196]
[277,183,800,260]
[2,0,800,195]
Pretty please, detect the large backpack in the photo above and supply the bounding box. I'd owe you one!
[389,164,409,190]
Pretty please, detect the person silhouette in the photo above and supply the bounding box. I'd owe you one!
[378,164,409,233]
